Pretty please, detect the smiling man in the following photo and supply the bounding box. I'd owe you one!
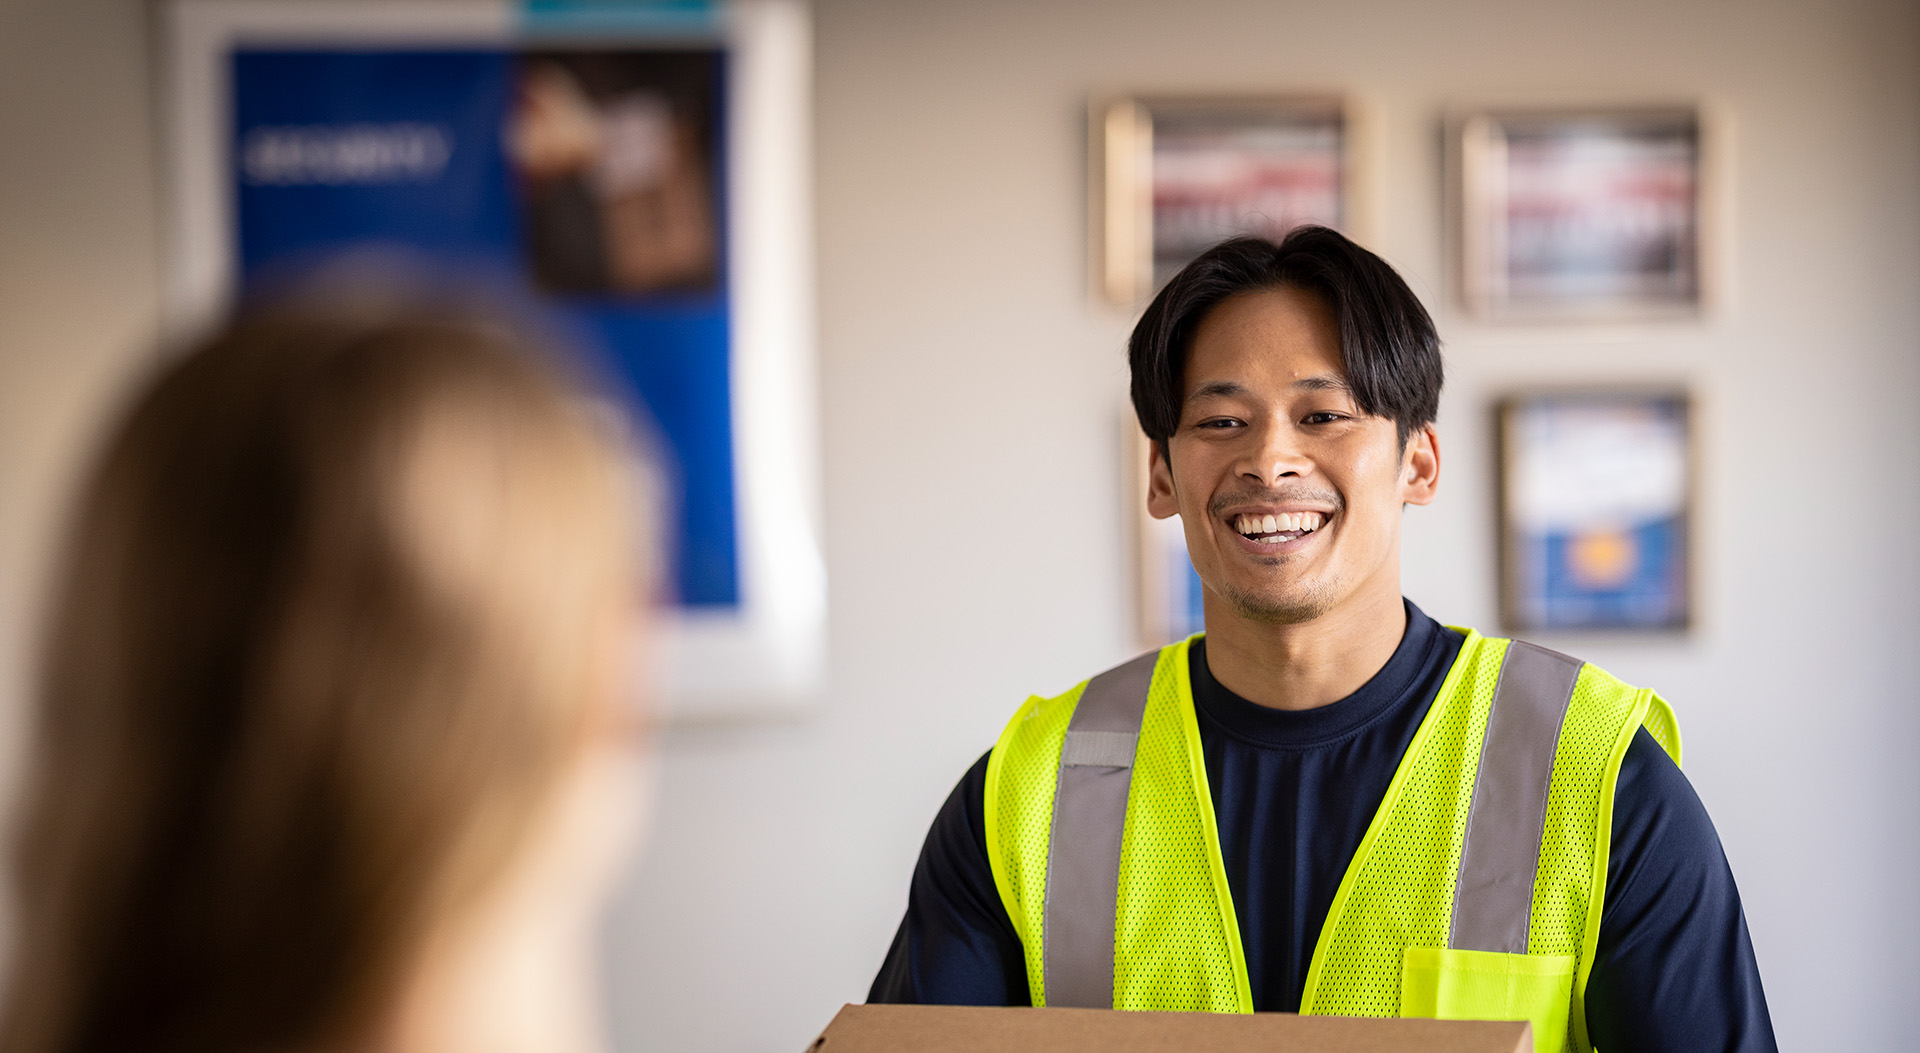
[869,229,1775,1053]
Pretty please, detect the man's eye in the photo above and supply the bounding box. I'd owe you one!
[1303,412,1350,425]
[1195,418,1242,429]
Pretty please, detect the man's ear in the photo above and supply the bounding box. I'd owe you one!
[1146,439,1180,520]
[1400,423,1440,506]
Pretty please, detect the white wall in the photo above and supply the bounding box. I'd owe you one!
[0,0,164,871]
[2,1,1916,1051]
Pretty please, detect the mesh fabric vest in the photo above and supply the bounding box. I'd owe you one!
[982,629,1681,1053]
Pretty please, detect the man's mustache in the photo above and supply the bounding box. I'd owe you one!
[1206,486,1343,517]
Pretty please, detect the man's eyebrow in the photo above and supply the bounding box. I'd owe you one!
[1293,374,1352,394]
[1185,380,1251,404]
[1184,374,1352,404]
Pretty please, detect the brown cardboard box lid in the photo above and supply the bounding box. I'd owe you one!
[807,1004,1530,1052]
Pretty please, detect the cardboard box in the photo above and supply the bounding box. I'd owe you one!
[807,1004,1531,1052]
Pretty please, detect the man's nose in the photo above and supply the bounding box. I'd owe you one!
[1237,419,1311,487]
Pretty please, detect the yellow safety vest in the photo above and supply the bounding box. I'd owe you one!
[983,629,1680,1053]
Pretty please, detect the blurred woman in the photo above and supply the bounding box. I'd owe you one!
[1,294,656,1053]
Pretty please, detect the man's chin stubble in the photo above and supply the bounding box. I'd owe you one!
[1219,579,1337,626]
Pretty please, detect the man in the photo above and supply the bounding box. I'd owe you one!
[870,228,1775,1053]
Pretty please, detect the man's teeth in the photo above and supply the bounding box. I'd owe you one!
[1232,511,1327,541]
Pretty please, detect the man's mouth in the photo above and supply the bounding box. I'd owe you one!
[1231,511,1327,546]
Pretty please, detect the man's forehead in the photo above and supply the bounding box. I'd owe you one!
[1185,289,1347,396]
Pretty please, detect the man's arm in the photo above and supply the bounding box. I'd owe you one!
[1586,729,1778,1052]
[868,751,1031,1005]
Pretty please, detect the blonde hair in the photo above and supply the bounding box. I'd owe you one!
[3,299,647,1053]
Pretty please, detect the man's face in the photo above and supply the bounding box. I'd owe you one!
[1146,286,1439,625]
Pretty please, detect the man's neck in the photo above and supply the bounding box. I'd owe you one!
[1200,583,1408,712]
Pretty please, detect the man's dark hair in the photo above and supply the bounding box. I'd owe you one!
[1128,226,1443,449]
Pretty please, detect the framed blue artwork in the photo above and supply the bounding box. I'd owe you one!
[1129,425,1205,647]
[1498,389,1693,632]
[161,0,823,717]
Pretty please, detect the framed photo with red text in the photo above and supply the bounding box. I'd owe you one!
[1095,95,1351,306]
[1457,107,1709,320]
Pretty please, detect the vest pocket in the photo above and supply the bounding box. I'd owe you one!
[1400,946,1576,1053]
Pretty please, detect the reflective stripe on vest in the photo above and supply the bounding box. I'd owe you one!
[983,629,1682,1053]
[1041,650,1158,1009]
[1451,641,1582,954]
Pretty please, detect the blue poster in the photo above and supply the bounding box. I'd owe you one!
[1504,393,1690,631]
[232,47,738,607]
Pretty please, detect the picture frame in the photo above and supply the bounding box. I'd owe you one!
[1496,389,1694,633]
[1455,106,1708,320]
[1094,95,1350,306]
[1127,422,1205,648]
[159,0,824,720]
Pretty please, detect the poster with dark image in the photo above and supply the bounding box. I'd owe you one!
[232,46,738,608]
[512,50,721,296]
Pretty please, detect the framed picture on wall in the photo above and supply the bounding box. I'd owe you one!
[1456,107,1706,320]
[160,0,824,719]
[1497,389,1694,633]
[1127,423,1205,647]
[1095,95,1349,306]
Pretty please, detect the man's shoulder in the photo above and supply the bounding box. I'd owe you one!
[1476,631,1638,684]
[1442,627,1683,763]
[1605,726,1723,914]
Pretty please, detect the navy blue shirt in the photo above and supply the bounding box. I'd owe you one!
[869,602,1777,1053]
